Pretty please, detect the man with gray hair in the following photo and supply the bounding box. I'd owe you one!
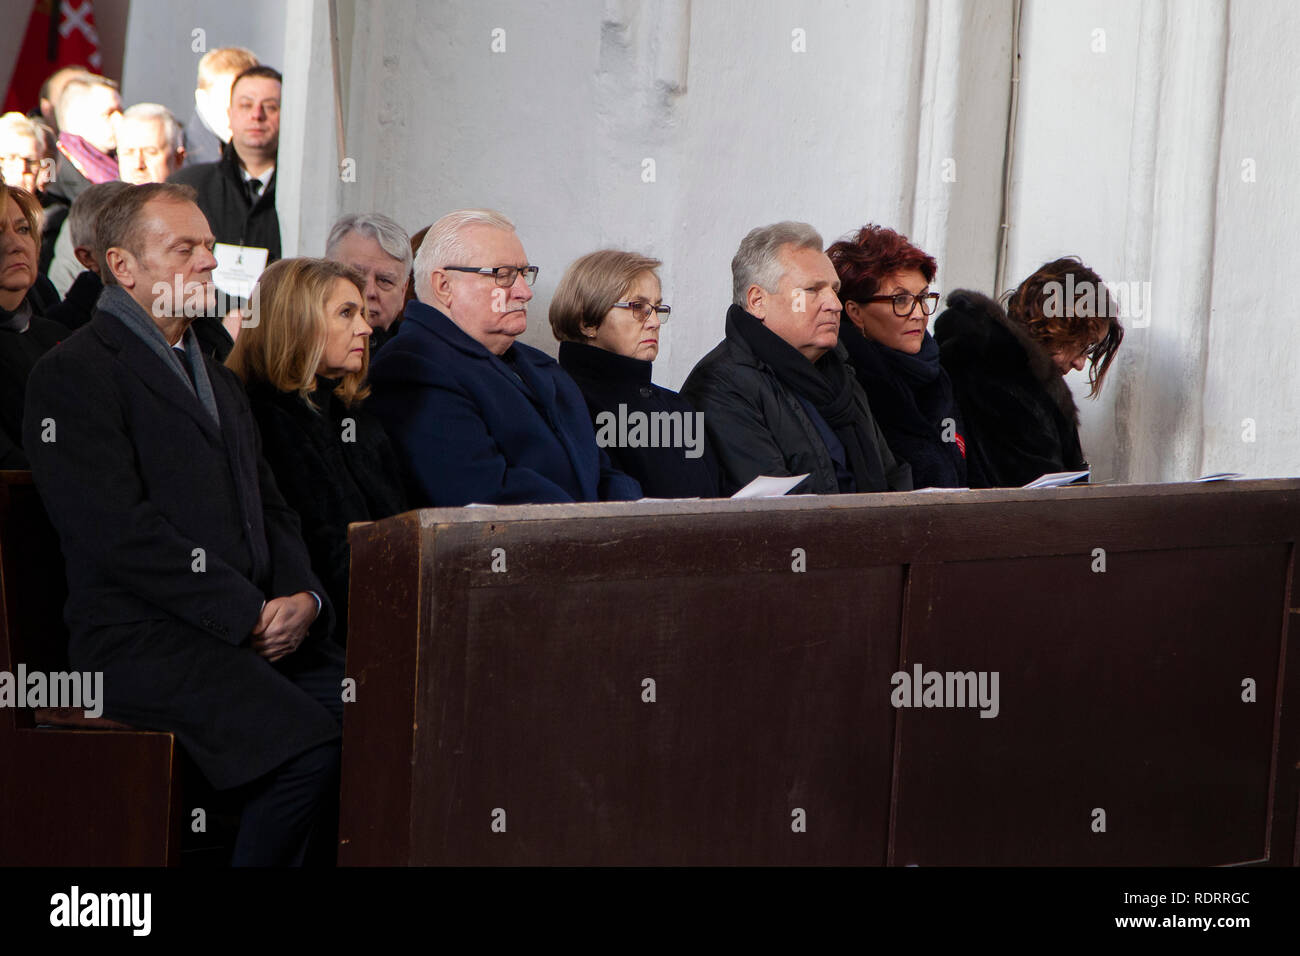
[45,180,130,328]
[24,182,342,866]
[325,212,411,353]
[682,221,911,495]
[367,208,641,505]
[116,103,186,185]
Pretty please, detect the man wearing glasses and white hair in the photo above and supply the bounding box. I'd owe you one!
[367,208,641,506]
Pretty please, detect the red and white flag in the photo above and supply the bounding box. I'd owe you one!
[3,0,103,115]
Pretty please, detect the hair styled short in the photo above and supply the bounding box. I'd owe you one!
[326,212,413,276]
[549,249,662,343]
[55,74,119,129]
[405,223,431,304]
[4,184,44,250]
[230,65,283,99]
[411,209,515,304]
[826,224,937,303]
[1006,256,1124,398]
[0,111,41,147]
[731,221,823,306]
[226,257,370,409]
[197,47,259,90]
[94,182,198,286]
[119,102,184,152]
[68,180,131,253]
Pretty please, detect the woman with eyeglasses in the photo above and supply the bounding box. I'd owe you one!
[826,224,966,489]
[551,250,719,498]
[932,256,1123,488]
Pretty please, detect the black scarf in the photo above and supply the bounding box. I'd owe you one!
[729,304,884,492]
[879,328,943,386]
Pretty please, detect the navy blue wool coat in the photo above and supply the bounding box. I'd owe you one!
[367,301,642,506]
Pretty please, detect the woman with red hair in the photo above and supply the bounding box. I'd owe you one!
[826,224,966,488]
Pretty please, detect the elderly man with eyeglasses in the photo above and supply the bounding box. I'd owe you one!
[367,208,641,506]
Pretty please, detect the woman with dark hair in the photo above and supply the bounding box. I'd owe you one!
[933,256,1124,488]
[0,184,67,467]
[550,249,719,498]
[826,224,965,488]
[227,257,408,643]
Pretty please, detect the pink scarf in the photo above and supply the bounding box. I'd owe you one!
[56,133,119,185]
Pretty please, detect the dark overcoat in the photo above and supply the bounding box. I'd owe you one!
[934,290,1087,488]
[22,307,341,789]
[838,321,967,489]
[168,140,281,260]
[367,300,642,506]
[557,340,720,499]
[245,377,408,643]
[681,307,913,496]
[0,296,66,468]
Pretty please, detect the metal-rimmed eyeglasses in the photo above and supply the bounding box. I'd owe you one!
[612,300,671,322]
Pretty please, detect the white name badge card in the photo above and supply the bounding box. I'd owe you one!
[211,243,269,300]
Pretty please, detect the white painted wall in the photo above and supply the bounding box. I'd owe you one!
[121,0,1300,484]
[329,0,1011,383]
[119,0,286,127]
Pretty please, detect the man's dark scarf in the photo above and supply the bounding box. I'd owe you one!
[729,304,885,491]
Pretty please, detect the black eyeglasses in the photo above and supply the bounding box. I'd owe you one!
[861,291,941,317]
[444,265,540,287]
[612,300,671,323]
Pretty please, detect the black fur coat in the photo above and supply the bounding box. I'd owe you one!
[933,290,1086,488]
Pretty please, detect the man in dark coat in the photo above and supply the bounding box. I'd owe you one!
[934,289,1087,488]
[169,66,282,361]
[23,183,343,866]
[368,209,641,506]
[682,222,912,496]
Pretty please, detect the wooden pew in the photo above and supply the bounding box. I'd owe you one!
[0,471,182,866]
[338,479,1300,865]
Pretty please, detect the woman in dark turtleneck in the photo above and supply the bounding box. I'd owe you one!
[227,257,407,644]
[550,250,718,498]
[0,185,67,468]
[826,224,966,489]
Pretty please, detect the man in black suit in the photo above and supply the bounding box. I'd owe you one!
[169,65,283,361]
[23,182,343,866]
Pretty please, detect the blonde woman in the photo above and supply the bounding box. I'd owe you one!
[228,257,407,643]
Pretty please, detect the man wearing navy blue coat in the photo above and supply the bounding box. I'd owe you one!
[368,209,641,506]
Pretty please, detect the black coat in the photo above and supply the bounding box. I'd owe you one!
[839,321,967,489]
[681,307,912,496]
[184,108,224,166]
[934,290,1086,488]
[0,293,67,468]
[38,195,69,277]
[558,341,720,499]
[245,378,409,643]
[43,269,102,332]
[168,139,281,260]
[22,307,341,789]
[367,301,642,505]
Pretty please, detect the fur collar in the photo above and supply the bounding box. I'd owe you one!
[939,289,1079,427]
